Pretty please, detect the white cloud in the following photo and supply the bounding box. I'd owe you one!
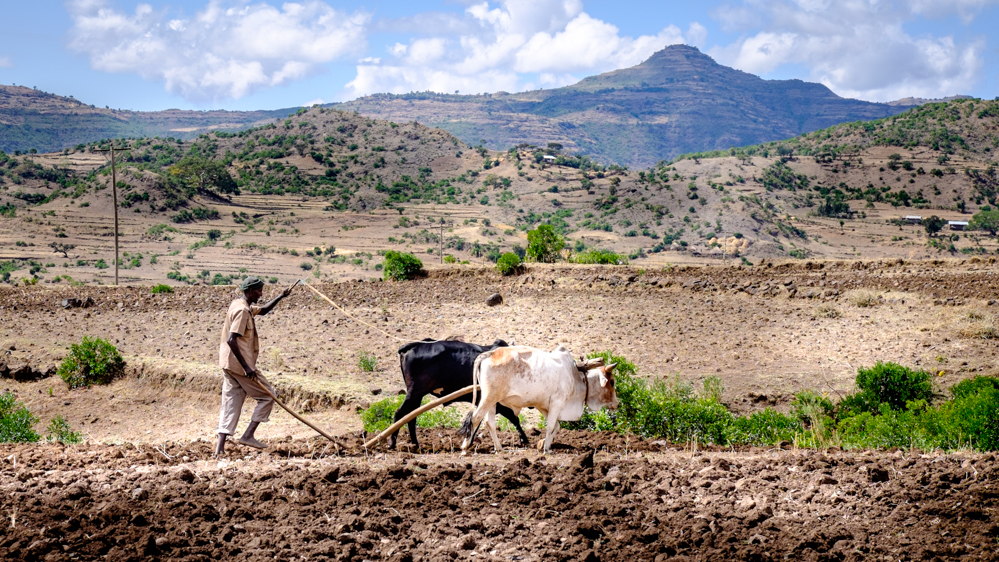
[709,0,993,101]
[303,97,325,106]
[0,55,12,68]
[67,0,370,102]
[344,0,700,98]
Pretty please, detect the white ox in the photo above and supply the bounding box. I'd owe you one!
[457,345,618,454]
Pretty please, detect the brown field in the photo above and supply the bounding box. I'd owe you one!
[2,259,999,560]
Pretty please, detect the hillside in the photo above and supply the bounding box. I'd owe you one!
[333,45,912,168]
[0,85,293,154]
[1,99,998,289]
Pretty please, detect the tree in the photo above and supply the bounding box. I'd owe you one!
[526,224,564,263]
[923,215,946,237]
[49,242,75,258]
[970,208,999,235]
[170,156,239,196]
[775,145,794,161]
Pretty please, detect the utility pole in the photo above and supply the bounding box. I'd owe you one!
[92,144,127,286]
[437,216,454,263]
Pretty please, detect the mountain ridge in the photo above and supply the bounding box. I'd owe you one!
[331,45,915,167]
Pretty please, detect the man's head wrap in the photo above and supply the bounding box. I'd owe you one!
[240,276,265,291]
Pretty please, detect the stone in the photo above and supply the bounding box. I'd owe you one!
[485,293,503,306]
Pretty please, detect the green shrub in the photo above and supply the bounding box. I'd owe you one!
[150,283,174,294]
[933,387,999,450]
[839,361,932,416]
[563,351,732,445]
[496,252,522,275]
[300,262,313,271]
[46,415,82,444]
[570,249,627,265]
[57,336,126,388]
[526,224,564,263]
[790,390,835,422]
[382,251,423,281]
[950,376,999,400]
[361,395,467,433]
[0,392,40,443]
[726,408,803,446]
[358,351,377,372]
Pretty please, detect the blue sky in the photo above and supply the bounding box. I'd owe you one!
[0,0,996,111]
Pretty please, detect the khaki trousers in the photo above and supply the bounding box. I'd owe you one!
[217,369,276,435]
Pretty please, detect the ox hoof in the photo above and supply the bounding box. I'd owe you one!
[535,440,545,451]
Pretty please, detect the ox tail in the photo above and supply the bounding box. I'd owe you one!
[458,352,488,438]
[457,411,474,439]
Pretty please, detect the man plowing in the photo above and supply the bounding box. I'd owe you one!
[215,276,294,456]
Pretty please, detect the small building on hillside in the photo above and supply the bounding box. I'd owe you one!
[948,221,969,231]
[905,215,923,224]
[542,155,557,163]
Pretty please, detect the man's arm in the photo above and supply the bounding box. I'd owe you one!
[226,332,258,379]
[256,286,293,316]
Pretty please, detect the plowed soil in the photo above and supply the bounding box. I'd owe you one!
[2,431,997,562]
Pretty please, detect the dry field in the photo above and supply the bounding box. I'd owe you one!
[2,259,999,559]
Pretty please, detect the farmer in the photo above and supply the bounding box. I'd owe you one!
[215,276,294,456]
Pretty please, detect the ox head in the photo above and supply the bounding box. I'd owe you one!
[586,363,619,410]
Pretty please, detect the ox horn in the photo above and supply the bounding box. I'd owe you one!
[575,356,605,371]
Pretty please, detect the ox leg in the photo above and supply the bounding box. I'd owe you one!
[389,393,425,449]
[540,402,564,453]
[485,407,502,453]
[460,400,494,455]
[496,404,529,446]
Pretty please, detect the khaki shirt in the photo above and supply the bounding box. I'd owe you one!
[219,298,262,375]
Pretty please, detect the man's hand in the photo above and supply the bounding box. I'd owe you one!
[281,287,293,298]
[245,369,258,381]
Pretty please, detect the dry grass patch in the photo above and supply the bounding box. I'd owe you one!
[846,289,883,308]
[814,304,841,318]
[960,315,999,339]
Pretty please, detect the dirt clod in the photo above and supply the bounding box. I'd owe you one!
[571,448,595,469]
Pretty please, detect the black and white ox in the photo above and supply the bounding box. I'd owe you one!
[389,338,530,449]
[458,345,618,454]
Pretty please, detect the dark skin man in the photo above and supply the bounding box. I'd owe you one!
[215,284,293,456]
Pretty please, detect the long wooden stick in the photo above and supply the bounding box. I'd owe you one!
[254,380,340,451]
[363,385,478,449]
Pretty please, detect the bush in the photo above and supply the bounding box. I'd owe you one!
[563,352,732,445]
[47,415,82,444]
[358,351,377,372]
[725,408,803,446]
[361,395,467,434]
[57,336,126,389]
[150,284,174,294]
[0,392,40,443]
[839,362,932,416]
[496,252,522,275]
[382,251,423,281]
[950,375,999,399]
[300,262,313,271]
[571,249,627,265]
[790,390,835,423]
